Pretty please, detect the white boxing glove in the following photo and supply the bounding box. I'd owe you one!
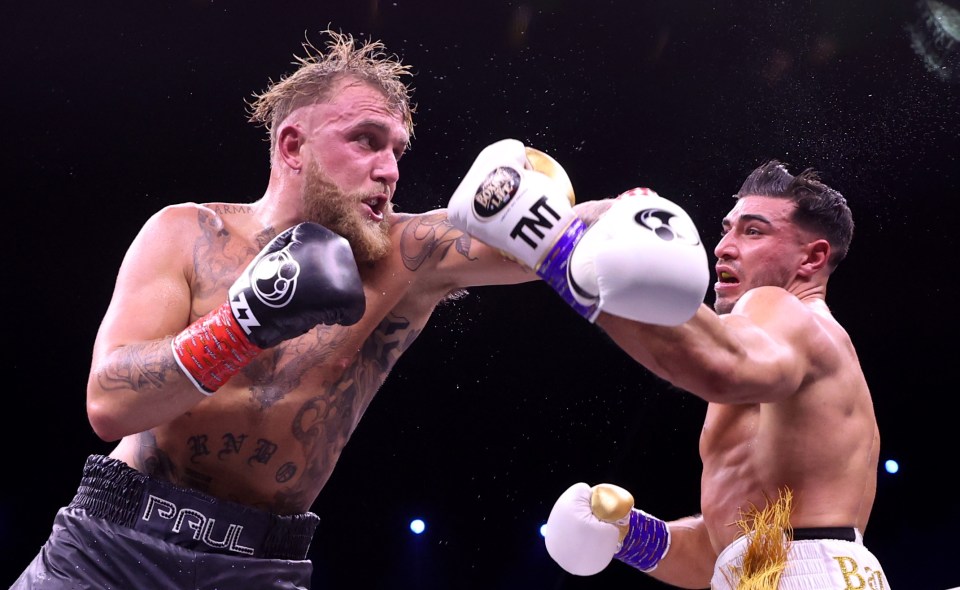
[544,482,631,576]
[545,482,671,576]
[447,139,597,320]
[568,187,710,326]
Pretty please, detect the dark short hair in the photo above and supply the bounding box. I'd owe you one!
[734,160,854,269]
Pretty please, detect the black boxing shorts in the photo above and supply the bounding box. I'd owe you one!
[11,454,321,590]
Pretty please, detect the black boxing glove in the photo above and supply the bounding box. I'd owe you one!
[172,222,365,394]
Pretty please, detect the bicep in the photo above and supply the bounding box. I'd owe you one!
[596,292,810,404]
[91,211,194,364]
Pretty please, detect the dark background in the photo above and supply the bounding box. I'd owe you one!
[4,1,959,588]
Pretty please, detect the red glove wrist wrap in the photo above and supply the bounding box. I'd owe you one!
[171,301,263,395]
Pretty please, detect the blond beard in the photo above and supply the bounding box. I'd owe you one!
[301,160,392,263]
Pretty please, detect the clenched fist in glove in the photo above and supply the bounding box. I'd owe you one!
[447,138,594,318]
[544,482,671,576]
[568,187,710,326]
[172,222,365,394]
[447,139,709,325]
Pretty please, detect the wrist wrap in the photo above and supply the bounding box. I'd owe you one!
[536,217,599,321]
[614,509,671,572]
[171,301,263,395]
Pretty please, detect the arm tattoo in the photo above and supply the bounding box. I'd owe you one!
[96,339,180,392]
[191,208,276,302]
[400,212,476,271]
[192,209,252,300]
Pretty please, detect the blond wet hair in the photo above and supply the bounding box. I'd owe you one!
[247,28,416,161]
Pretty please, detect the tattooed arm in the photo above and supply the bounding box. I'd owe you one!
[396,209,535,292]
[86,203,251,441]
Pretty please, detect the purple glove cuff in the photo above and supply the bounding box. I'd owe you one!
[536,218,598,321]
[614,509,670,572]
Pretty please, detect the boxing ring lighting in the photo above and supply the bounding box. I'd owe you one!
[883,459,899,474]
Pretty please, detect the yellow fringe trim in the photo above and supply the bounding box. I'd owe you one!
[721,487,794,590]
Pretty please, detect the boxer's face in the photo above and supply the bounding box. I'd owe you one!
[295,78,409,262]
[712,196,808,314]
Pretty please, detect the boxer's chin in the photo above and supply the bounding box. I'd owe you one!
[302,164,392,263]
[316,208,391,264]
[348,216,391,263]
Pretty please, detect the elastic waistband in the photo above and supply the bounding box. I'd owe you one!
[67,454,319,560]
[792,527,858,542]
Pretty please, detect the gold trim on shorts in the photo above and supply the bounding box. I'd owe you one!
[719,487,794,590]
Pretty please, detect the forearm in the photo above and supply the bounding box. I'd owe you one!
[86,337,208,441]
[596,305,734,399]
[643,515,716,589]
[571,198,615,226]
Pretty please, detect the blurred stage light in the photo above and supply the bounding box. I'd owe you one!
[539,523,547,538]
[409,518,426,534]
[908,0,960,84]
[884,459,900,474]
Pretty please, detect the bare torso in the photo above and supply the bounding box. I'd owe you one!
[108,204,496,514]
[697,307,880,552]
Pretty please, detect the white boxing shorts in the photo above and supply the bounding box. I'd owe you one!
[711,527,890,590]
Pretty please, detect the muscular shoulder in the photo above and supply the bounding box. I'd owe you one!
[138,202,264,252]
[128,202,261,289]
[733,286,801,312]
[733,286,849,378]
[730,287,821,332]
[123,204,200,262]
[145,202,253,234]
[737,287,839,330]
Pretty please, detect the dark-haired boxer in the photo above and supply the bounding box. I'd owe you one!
[449,158,889,589]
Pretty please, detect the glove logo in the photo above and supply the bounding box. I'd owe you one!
[473,167,521,218]
[250,251,301,308]
[635,209,701,246]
